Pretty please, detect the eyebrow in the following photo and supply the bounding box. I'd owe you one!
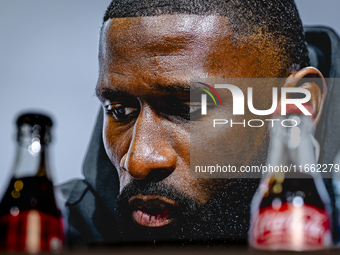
[95,87,126,102]
[154,83,191,93]
[95,83,192,102]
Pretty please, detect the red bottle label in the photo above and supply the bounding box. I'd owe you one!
[249,203,332,251]
[0,209,63,253]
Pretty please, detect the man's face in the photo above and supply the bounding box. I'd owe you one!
[97,15,284,241]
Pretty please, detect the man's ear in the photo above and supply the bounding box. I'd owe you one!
[283,67,327,126]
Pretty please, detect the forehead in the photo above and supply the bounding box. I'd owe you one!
[101,15,226,52]
[98,15,285,95]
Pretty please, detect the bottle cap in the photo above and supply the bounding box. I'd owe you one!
[16,113,53,143]
[17,113,53,128]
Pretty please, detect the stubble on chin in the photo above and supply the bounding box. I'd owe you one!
[115,178,260,244]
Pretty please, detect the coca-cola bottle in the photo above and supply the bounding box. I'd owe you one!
[0,113,63,253]
[332,151,340,246]
[249,111,333,251]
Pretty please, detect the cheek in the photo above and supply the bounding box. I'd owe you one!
[162,124,232,204]
[103,117,135,192]
[190,108,268,180]
[118,170,132,193]
[187,125,266,203]
[191,123,253,170]
[102,115,131,170]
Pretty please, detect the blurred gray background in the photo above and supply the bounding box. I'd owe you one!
[0,0,339,198]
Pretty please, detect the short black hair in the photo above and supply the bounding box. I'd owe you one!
[102,0,309,74]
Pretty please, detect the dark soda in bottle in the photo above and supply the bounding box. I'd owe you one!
[249,113,333,251]
[0,113,63,253]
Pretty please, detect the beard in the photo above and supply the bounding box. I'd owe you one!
[115,135,268,244]
[115,178,260,244]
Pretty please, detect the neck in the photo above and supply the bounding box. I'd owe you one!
[12,139,51,180]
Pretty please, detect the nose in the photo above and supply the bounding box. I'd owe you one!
[120,105,177,182]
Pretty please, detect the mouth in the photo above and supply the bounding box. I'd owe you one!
[129,194,179,227]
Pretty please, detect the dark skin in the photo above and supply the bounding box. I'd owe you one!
[96,15,326,229]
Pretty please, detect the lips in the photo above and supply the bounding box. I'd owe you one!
[129,195,178,227]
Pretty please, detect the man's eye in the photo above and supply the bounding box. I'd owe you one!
[189,105,201,114]
[162,103,202,121]
[175,103,215,121]
[106,104,139,121]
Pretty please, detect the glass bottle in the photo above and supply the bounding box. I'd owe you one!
[249,114,333,251]
[333,151,340,246]
[0,113,63,253]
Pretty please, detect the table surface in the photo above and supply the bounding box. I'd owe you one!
[59,243,340,255]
